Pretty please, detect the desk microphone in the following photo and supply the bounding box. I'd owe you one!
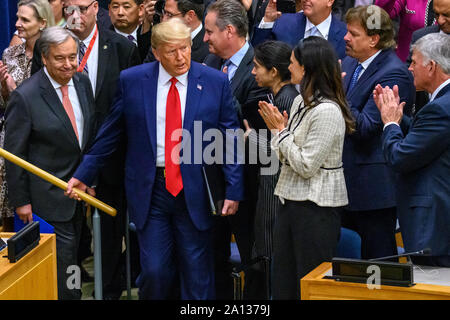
[369,248,432,261]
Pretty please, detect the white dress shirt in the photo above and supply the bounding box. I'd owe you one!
[304,14,332,39]
[114,26,139,46]
[79,25,99,94]
[190,23,203,40]
[156,63,188,167]
[357,50,382,80]
[430,78,450,102]
[43,67,84,147]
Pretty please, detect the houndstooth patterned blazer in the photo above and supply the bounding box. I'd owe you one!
[271,94,348,207]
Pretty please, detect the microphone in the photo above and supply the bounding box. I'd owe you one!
[369,248,432,261]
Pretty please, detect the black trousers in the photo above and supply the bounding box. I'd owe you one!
[213,164,260,300]
[341,207,397,260]
[272,200,341,300]
[52,203,84,300]
[96,180,140,299]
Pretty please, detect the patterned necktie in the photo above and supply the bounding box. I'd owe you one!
[222,60,233,81]
[78,41,89,75]
[60,85,79,141]
[347,64,363,93]
[165,77,183,197]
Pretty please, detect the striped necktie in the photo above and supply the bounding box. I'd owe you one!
[78,41,89,75]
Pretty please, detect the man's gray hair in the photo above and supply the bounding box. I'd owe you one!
[39,26,79,57]
[207,0,248,38]
[411,33,450,75]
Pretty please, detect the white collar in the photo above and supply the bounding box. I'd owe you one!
[430,78,450,102]
[43,67,74,89]
[359,50,382,69]
[305,13,332,38]
[81,24,98,45]
[191,23,203,40]
[158,62,188,87]
[114,25,139,41]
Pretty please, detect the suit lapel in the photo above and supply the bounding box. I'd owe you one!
[328,15,345,51]
[344,59,357,93]
[143,63,159,158]
[39,71,80,149]
[183,63,202,132]
[95,30,110,98]
[347,50,389,99]
[298,13,306,40]
[230,45,253,94]
[73,74,91,151]
[192,27,204,52]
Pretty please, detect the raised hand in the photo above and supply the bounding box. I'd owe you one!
[264,0,282,23]
[258,100,287,132]
[373,84,405,125]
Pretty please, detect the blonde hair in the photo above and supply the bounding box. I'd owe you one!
[151,18,191,49]
[18,0,56,28]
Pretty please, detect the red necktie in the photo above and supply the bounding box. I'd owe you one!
[165,77,183,196]
[60,85,79,141]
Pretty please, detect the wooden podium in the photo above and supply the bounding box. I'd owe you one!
[0,232,58,300]
[301,262,450,300]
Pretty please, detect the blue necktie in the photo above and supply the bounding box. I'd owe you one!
[222,59,233,82]
[309,26,319,37]
[347,64,363,93]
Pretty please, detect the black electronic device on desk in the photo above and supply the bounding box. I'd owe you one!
[6,221,40,263]
[327,257,414,287]
[0,237,6,252]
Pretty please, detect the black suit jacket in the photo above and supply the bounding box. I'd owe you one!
[192,27,209,63]
[407,25,442,114]
[203,45,269,126]
[109,24,151,64]
[32,27,140,189]
[4,70,96,222]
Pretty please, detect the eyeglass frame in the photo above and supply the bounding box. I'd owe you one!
[63,1,97,16]
[161,8,183,18]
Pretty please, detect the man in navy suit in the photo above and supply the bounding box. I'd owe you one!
[374,33,450,267]
[340,5,415,260]
[66,18,244,299]
[203,0,269,299]
[251,0,347,59]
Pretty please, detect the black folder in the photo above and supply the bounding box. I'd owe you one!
[202,164,226,216]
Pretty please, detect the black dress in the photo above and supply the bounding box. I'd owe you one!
[250,84,299,261]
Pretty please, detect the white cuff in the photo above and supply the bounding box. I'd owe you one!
[258,18,275,29]
[383,122,400,130]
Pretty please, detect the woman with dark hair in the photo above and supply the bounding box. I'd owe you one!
[259,36,355,299]
[247,40,298,297]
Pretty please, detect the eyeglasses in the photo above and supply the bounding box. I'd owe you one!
[162,9,183,18]
[63,1,96,16]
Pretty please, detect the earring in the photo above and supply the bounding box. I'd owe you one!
[39,27,44,31]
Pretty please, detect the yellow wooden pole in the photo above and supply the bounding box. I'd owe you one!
[0,147,116,217]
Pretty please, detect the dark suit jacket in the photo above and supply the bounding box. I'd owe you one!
[251,12,347,59]
[4,70,96,222]
[144,26,209,64]
[203,44,269,122]
[31,27,140,187]
[407,25,442,114]
[109,24,151,64]
[341,49,415,211]
[73,61,244,231]
[97,6,113,31]
[382,83,450,256]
